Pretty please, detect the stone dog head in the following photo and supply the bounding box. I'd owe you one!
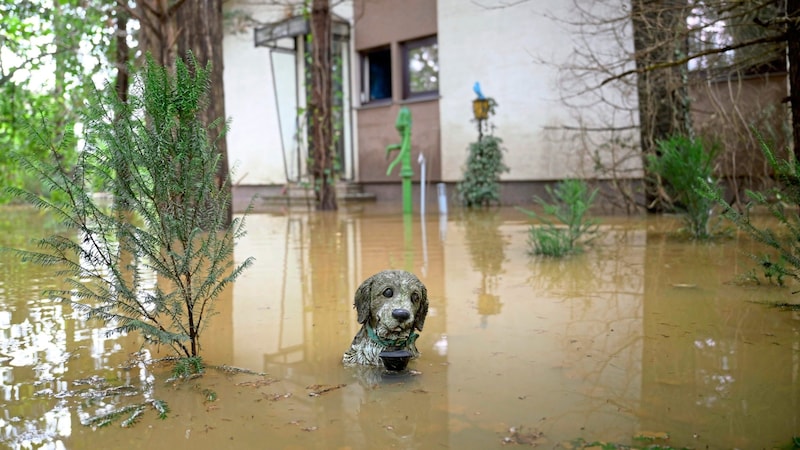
[343,270,428,366]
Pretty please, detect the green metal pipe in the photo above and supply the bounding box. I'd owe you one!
[386,107,414,215]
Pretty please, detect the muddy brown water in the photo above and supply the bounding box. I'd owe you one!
[0,205,798,449]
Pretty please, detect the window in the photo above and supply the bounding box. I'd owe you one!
[361,46,392,103]
[403,36,438,99]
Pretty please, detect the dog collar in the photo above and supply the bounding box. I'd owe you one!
[366,323,418,349]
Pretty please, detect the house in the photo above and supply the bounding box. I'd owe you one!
[221,0,643,211]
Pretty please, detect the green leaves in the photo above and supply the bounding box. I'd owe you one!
[1,0,113,203]
[457,135,509,207]
[703,131,800,284]
[7,53,252,361]
[647,135,720,239]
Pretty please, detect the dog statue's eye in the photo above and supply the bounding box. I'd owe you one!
[411,292,420,303]
[382,288,393,298]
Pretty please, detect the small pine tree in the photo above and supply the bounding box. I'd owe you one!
[5,54,253,359]
[646,135,720,239]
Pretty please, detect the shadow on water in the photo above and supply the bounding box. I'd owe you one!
[0,206,798,448]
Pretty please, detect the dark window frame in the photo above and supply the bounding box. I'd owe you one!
[360,45,392,104]
[402,35,439,100]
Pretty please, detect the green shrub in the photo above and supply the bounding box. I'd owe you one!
[518,179,600,257]
[457,135,509,207]
[646,135,720,239]
[457,97,508,208]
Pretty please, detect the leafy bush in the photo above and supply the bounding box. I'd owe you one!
[518,179,600,257]
[457,97,508,208]
[457,135,509,207]
[646,135,720,239]
[5,54,253,360]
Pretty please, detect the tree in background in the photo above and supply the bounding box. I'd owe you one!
[0,0,234,220]
[3,0,339,212]
[548,0,796,211]
[308,0,338,210]
[0,0,111,201]
[121,0,233,224]
[631,0,693,211]
[176,0,233,221]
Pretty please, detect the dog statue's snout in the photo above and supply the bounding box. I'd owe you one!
[392,308,411,322]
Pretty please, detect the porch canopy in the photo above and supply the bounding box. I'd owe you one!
[254,14,350,49]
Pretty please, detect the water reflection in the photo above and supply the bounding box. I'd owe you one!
[461,210,507,325]
[0,207,798,448]
[0,208,148,449]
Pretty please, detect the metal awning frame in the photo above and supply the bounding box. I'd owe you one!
[254,14,351,50]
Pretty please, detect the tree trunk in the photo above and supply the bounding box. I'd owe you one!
[114,6,132,211]
[788,0,800,160]
[115,7,130,106]
[134,0,179,69]
[631,0,692,211]
[52,0,69,160]
[309,0,338,210]
[176,0,233,225]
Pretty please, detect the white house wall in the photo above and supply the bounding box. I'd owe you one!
[223,2,288,186]
[437,0,641,182]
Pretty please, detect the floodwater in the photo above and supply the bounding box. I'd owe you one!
[0,205,798,449]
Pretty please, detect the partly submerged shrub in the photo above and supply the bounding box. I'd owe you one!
[5,54,253,360]
[518,179,600,257]
[647,135,720,239]
[701,131,800,285]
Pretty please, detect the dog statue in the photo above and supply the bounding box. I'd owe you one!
[343,270,428,367]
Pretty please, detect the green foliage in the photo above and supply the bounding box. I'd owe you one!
[518,179,600,257]
[4,54,253,359]
[81,399,169,428]
[457,97,508,208]
[173,356,205,379]
[457,135,509,207]
[0,0,113,203]
[646,135,720,239]
[747,253,789,286]
[701,132,800,285]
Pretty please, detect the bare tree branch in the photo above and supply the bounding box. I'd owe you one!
[601,32,787,87]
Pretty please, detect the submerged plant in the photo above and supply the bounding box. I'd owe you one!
[646,135,720,239]
[700,131,800,285]
[172,356,205,379]
[81,399,170,428]
[518,179,599,257]
[5,54,253,363]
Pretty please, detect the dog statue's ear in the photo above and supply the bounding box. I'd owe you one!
[354,275,373,324]
[414,283,429,331]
